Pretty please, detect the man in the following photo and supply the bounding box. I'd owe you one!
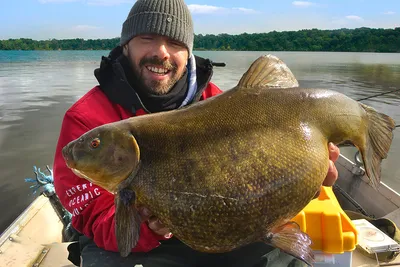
[53,0,340,266]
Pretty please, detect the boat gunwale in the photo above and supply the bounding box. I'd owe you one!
[0,194,48,248]
[337,153,400,207]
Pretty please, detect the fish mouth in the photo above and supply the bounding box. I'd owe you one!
[62,145,76,169]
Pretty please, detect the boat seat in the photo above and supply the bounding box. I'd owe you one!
[0,236,75,267]
[39,242,76,267]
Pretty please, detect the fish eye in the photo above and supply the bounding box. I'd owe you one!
[90,138,101,149]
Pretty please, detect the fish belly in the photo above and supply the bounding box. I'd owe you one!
[135,126,330,253]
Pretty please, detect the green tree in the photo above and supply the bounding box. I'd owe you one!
[1,28,399,52]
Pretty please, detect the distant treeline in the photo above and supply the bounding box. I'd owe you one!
[1,27,400,52]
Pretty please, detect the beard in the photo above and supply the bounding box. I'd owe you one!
[130,55,186,95]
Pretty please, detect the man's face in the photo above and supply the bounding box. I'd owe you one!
[123,34,189,95]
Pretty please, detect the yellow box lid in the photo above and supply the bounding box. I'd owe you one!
[291,186,358,254]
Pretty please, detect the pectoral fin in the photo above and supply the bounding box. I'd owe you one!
[115,188,141,257]
[263,222,314,266]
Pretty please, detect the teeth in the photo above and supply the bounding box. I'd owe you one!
[147,66,168,74]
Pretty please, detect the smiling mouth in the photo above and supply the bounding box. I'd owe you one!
[146,66,170,75]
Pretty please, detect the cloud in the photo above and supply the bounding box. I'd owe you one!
[86,0,134,6]
[39,0,134,5]
[292,1,315,7]
[188,4,258,14]
[39,0,78,3]
[188,4,223,14]
[72,25,100,31]
[232,7,258,14]
[383,11,395,15]
[331,15,365,26]
[345,15,363,21]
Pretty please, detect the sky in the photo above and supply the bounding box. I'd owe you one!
[1,0,399,40]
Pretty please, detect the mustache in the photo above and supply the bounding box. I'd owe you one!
[139,57,177,71]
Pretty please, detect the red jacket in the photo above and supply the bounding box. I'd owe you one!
[53,78,222,252]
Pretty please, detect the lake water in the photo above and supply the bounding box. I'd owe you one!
[0,50,399,234]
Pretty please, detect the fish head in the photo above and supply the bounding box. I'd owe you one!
[62,124,140,193]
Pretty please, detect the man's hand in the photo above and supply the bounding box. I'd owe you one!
[313,142,340,199]
[137,206,172,238]
[323,142,340,186]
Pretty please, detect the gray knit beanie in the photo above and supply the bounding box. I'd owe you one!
[120,0,194,55]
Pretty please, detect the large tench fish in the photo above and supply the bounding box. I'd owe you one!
[62,55,396,266]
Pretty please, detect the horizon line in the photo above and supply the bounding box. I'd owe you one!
[1,26,399,41]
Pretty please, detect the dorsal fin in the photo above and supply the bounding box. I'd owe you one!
[237,55,299,89]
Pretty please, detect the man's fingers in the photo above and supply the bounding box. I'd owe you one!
[148,216,163,229]
[137,206,152,221]
[164,232,173,239]
[322,142,340,187]
[137,207,172,237]
[328,142,340,162]
[148,216,171,236]
[323,160,338,186]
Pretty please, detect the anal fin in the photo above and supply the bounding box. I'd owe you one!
[115,188,141,257]
[263,222,315,266]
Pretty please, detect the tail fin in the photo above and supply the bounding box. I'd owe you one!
[359,103,395,188]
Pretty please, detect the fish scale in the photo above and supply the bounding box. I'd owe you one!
[63,54,396,266]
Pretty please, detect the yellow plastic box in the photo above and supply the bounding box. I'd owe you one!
[292,186,358,266]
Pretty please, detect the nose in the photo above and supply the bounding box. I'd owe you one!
[153,42,170,61]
